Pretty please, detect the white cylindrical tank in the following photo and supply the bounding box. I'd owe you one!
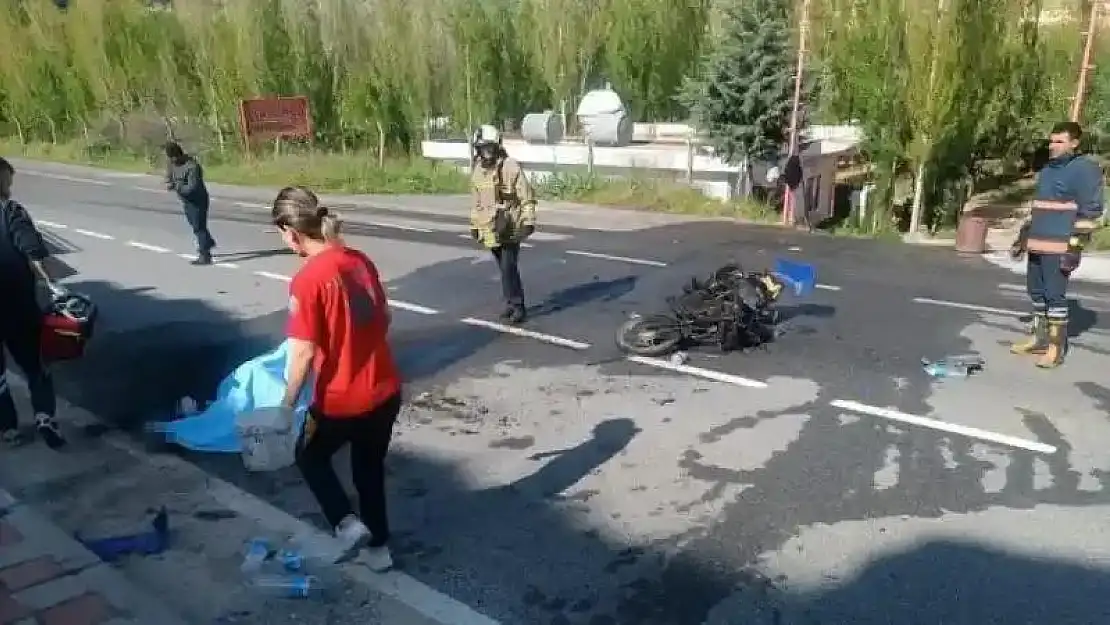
[583,114,634,147]
[521,111,565,144]
[576,85,633,147]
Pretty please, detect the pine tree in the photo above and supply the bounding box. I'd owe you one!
[680,0,798,174]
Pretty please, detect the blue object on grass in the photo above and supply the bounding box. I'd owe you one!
[148,340,310,453]
[772,258,818,297]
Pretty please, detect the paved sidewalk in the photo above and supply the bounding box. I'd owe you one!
[0,489,187,625]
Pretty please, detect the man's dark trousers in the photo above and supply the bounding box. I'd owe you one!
[491,243,524,311]
[183,200,215,257]
[1027,252,1068,324]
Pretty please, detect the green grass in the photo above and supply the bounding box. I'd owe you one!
[0,139,778,221]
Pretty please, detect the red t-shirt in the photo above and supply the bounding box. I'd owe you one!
[286,246,401,417]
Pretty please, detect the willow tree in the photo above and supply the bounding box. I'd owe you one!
[813,0,911,231]
[603,0,712,120]
[519,0,610,119]
[679,0,797,197]
[906,0,1045,233]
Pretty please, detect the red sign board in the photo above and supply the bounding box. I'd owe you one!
[238,96,312,142]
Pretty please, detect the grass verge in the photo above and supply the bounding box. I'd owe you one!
[0,140,776,221]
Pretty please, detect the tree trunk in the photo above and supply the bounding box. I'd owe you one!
[908,159,927,235]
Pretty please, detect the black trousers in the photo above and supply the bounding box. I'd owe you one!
[491,243,524,309]
[182,201,216,255]
[297,392,401,547]
[1026,253,1069,323]
[0,308,56,431]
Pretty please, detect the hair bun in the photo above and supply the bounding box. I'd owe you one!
[316,206,329,218]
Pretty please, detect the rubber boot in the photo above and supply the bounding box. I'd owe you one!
[1010,313,1047,355]
[1036,320,1067,369]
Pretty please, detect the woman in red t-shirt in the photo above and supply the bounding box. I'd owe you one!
[272,186,402,572]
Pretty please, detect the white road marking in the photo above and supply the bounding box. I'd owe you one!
[35,220,67,229]
[177,253,196,261]
[625,355,769,389]
[72,228,114,240]
[565,250,669,267]
[233,201,267,209]
[388,300,439,315]
[367,221,434,233]
[27,171,110,186]
[912,297,1023,317]
[126,241,170,253]
[460,318,591,350]
[1002,282,1110,307]
[253,270,292,282]
[830,399,1057,455]
[815,284,841,291]
[132,186,166,194]
[217,261,240,269]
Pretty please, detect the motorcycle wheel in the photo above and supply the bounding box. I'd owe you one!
[616,315,684,356]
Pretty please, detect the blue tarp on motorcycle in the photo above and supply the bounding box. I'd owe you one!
[772,258,817,298]
[148,340,310,453]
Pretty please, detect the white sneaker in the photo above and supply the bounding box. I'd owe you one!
[333,515,371,563]
[35,414,65,449]
[363,545,393,573]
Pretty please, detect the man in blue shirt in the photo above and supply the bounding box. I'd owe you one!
[1010,121,1104,369]
[0,157,67,448]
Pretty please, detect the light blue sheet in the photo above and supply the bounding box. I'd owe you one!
[150,340,311,453]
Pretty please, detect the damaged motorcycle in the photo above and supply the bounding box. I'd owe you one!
[615,259,816,358]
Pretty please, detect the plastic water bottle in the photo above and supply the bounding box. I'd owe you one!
[923,361,970,379]
[249,574,318,598]
[279,549,305,572]
[240,538,270,574]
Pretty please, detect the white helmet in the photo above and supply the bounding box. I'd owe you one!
[472,124,501,148]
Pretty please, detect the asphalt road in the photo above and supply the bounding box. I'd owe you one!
[7,161,1110,625]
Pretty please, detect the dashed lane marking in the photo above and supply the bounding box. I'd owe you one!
[912,297,1023,317]
[126,241,171,253]
[25,171,111,186]
[72,228,114,240]
[565,250,668,267]
[366,221,434,233]
[176,253,240,269]
[36,220,67,229]
[460,317,592,350]
[626,355,768,389]
[830,399,1057,455]
[253,270,292,282]
[388,300,440,315]
[815,284,841,291]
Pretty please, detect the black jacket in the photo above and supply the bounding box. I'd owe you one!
[0,199,49,317]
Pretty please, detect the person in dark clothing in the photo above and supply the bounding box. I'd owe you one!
[1009,121,1104,368]
[0,157,67,448]
[164,142,216,265]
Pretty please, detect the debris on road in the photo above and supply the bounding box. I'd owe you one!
[239,536,319,599]
[76,506,170,562]
[922,354,985,379]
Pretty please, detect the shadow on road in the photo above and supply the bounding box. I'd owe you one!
[29,221,1110,625]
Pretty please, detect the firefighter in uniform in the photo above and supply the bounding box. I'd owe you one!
[1010,121,1104,368]
[469,125,537,324]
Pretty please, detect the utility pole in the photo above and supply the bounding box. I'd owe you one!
[1071,1,1100,122]
[782,0,811,227]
